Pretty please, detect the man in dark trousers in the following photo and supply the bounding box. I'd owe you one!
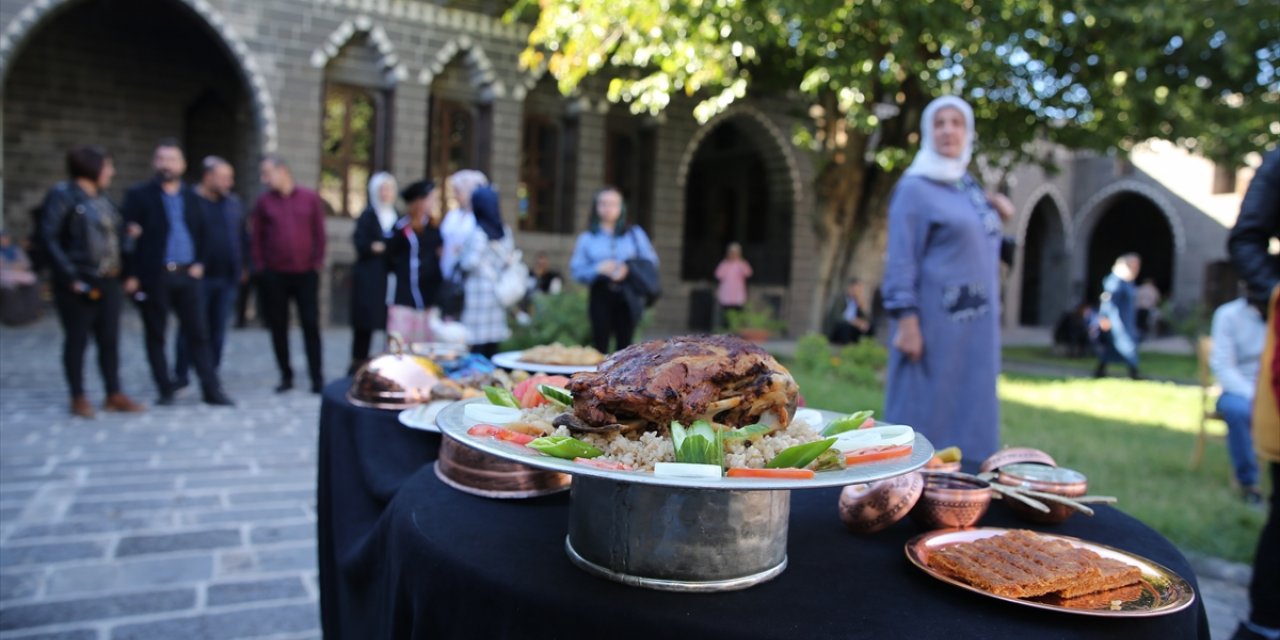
[251,154,327,393]
[174,156,245,386]
[121,139,234,406]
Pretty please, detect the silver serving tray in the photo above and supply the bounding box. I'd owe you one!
[436,398,933,490]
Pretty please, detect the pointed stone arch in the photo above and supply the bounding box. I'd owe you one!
[1,0,277,152]
[417,36,504,102]
[309,15,409,85]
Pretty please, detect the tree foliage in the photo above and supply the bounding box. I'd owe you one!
[512,0,1279,327]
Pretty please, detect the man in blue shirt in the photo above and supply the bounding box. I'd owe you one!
[174,157,246,387]
[121,139,233,406]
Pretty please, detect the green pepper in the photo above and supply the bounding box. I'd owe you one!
[527,436,604,459]
[537,384,573,407]
[483,385,519,409]
[811,447,846,472]
[670,420,724,466]
[766,437,838,469]
[821,410,875,437]
[722,424,772,442]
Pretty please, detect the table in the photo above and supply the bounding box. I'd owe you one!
[317,379,441,640]
[330,461,1208,639]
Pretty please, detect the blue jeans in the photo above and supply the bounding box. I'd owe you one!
[1216,392,1260,488]
[175,277,237,382]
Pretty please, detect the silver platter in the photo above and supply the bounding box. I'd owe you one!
[435,398,934,490]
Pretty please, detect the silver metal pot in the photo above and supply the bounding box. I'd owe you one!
[565,476,790,592]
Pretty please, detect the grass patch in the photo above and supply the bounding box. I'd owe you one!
[790,367,1267,563]
[1002,345,1199,382]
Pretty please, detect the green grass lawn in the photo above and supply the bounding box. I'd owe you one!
[1002,345,1200,382]
[791,367,1268,563]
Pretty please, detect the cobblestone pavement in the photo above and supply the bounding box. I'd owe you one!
[0,311,1254,638]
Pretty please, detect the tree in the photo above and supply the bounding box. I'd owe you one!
[513,0,1280,329]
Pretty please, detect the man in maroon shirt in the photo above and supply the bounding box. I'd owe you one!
[251,155,327,393]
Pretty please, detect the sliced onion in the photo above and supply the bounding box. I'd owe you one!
[464,404,522,425]
[654,462,723,479]
[831,425,915,453]
[792,408,825,430]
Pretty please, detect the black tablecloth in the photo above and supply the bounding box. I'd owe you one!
[336,462,1208,640]
[317,379,441,639]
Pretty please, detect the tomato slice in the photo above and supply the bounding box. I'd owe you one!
[468,424,502,437]
[467,424,535,445]
[726,467,816,479]
[574,457,632,471]
[859,418,876,429]
[845,444,913,465]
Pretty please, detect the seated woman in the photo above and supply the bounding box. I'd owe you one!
[0,231,40,326]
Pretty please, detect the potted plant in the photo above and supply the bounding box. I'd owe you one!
[725,302,786,342]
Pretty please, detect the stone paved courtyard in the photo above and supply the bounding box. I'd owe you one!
[0,309,1255,639]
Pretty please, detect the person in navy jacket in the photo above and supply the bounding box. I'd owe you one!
[121,139,233,406]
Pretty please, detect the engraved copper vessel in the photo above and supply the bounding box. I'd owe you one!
[435,437,571,499]
[839,472,924,534]
[910,472,991,529]
[996,463,1088,524]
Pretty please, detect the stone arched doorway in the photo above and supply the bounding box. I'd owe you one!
[1018,196,1071,326]
[1084,192,1176,303]
[680,115,795,330]
[2,0,268,231]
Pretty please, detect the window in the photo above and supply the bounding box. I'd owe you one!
[428,98,474,185]
[320,84,389,217]
[605,119,656,231]
[519,115,561,232]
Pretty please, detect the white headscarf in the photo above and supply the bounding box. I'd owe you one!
[367,172,398,233]
[904,95,975,184]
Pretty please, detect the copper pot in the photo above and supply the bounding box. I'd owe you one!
[838,472,924,534]
[348,336,445,409]
[996,463,1088,524]
[910,472,991,529]
[435,437,571,499]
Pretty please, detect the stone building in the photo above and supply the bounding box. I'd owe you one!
[1,0,1253,336]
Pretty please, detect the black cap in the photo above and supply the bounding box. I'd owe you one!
[400,179,435,203]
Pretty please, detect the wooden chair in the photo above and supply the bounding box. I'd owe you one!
[1191,335,1225,469]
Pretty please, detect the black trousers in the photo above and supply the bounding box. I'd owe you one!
[140,271,221,397]
[589,279,636,354]
[236,273,257,327]
[829,321,866,345]
[1251,461,1280,628]
[260,270,323,385]
[470,342,500,358]
[53,278,123,397]
[350,328,376,373]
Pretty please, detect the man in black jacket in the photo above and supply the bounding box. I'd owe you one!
[1226,147,1279,640]
[121,139,233,406]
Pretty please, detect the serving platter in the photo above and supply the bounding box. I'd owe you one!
[905,528,1196,617]
[397,400,452,433]
[435,398,934,490]
[491,350,599,375]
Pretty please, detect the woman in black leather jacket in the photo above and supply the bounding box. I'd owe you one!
[39,146,144,418]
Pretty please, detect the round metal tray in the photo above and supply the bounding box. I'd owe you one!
[435,398,934,490]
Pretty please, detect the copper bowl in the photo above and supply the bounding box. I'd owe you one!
[979,447,1057,474]
[348,341,444,410]
[839,472,924,534]
[996,463,1088,524]
[435,437,571,499]
[910,472,991,529]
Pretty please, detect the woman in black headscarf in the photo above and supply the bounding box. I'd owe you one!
[457,186,517,357]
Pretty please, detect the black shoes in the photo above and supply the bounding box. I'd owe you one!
[203,389,235,406]
[156,394,177,406]
[275,380,293,393]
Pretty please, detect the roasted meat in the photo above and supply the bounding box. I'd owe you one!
[563,335,799,433]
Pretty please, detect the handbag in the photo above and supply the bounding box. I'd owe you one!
[438,271,465,319]
[386,304,433,344]
[489,242,529,309]
[625,228,661,308]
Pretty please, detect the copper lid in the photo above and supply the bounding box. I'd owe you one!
[978,447,1057,474]
[998,463,1087,487]
[347,336,445,410]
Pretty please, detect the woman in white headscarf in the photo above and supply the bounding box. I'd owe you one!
[879,95,1015,460]
[348,171,399,373]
